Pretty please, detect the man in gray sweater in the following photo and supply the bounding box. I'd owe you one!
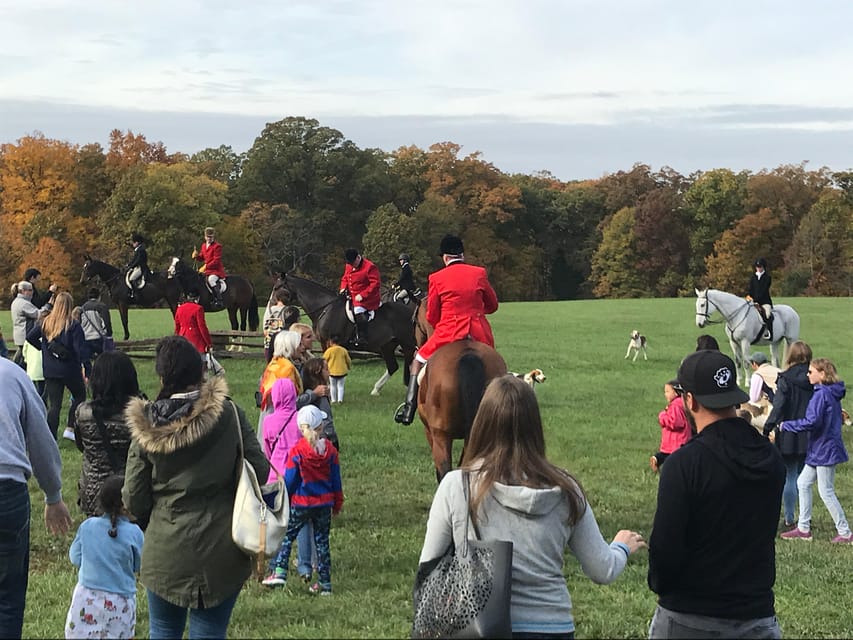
[0,357,72,638]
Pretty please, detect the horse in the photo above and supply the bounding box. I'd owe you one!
[274,273,416,394]
[418,340,508,482]
[695,288,801,386]
[81,255,182,340]
[168,257,259,331]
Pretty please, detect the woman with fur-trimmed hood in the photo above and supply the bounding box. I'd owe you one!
[122,336,269,639]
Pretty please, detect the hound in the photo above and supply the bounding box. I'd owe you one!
[509,369,547,389]
[625,330,648,361]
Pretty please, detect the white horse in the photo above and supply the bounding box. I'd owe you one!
[694,288,800,386]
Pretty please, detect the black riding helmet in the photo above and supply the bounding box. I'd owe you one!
[438,234,464,256]
[344,248,360,265]
[131,233,145,244]
[754,257,768,269]
[399,253,410,262]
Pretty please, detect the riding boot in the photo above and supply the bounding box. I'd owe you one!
[394,375,419,425]
[353,313,368,347]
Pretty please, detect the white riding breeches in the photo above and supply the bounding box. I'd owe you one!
[126,267,142,288]
[762,304,772,319]
[207,274,220,290]
[353,305,367,314]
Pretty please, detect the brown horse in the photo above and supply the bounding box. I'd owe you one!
[417,337,507,482]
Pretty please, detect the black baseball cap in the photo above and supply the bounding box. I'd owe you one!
[677,350,749,409]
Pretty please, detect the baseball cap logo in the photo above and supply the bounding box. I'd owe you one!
[714,367,732,388]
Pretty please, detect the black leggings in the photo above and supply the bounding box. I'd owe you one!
[44,374,86,440]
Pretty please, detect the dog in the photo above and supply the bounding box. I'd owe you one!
[509,368,547,389]
[625,330,648,361]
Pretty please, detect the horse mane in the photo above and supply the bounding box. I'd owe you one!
[285,273,338,296]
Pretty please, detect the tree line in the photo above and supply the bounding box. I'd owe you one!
[1,116,851,305]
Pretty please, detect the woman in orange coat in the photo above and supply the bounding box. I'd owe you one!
[394,235,498,424]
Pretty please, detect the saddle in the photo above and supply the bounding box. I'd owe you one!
[205,279,227,295]
[752,304,773,342]
[344,302,376,323]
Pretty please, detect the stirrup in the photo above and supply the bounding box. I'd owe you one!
[394,402,415,425]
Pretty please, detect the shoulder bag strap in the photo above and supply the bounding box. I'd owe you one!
[232,400,245,461]
[465,471,483,542]
[93,410,121,472]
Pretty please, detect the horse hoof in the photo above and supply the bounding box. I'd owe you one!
[370,389,381,397]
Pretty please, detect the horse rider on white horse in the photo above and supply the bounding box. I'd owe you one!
[747,257,773,341]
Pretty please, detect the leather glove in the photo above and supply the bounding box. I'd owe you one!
[338,289,348,299]
[191,249,199,259]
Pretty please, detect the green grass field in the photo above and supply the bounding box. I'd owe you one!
[13,296,853,638]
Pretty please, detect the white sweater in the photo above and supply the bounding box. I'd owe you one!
[419,469,628,635]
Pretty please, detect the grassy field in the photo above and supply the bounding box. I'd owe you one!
[13,296,853,638]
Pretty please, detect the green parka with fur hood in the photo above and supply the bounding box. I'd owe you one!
[122,376,270,608]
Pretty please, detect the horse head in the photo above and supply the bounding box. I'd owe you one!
[694,288,714,328]
[81,255,95,283]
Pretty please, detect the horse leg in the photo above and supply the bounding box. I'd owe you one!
[371,371,391,396]
[431,430,453,484]
[119,302,130,341]
[727,336,742,386]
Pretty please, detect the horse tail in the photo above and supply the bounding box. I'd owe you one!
[457,350,487,442]
[248,293,259,331]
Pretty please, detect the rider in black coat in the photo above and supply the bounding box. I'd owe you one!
[125,233,150,299]
[393,253,419,303]
[747,257,773,339]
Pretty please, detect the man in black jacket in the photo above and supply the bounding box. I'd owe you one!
[648,350,785,639]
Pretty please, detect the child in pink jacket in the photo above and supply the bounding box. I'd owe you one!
[263,377,299,483]
[650,379,691,473]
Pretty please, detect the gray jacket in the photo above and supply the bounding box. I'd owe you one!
[11,294,49,347]
[419,469,629,635]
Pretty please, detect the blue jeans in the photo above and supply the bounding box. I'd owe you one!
[798,464,851,536]
[146,589,239,640]
[0,480,30,639]
[649,606,780,639]
[782,455,805,524]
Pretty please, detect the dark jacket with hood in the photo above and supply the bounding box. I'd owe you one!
[764,362,812,456]
[26,320,89,379]
[122,376,269,608]
[782,381,847,467]
[648,417,784,620]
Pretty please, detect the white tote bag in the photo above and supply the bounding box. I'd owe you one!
[229,402,288,575]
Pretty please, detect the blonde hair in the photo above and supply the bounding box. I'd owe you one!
[811,358,840,384]
[299,421,323,451]
[290,322,315,359]
[784,340,812,369]
[42,292,74,341]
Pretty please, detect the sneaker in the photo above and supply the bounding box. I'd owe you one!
[780,528,812,541]
[300,574,311,584]
[62,428,76,442]
[649,456,659,473]
[262,569,287,587]
[308,582,332,596]
[320,590,332,597]
[831,534,853,544]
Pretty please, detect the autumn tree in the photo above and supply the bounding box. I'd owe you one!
[783,191,853,295]
[632,188,691,296]
[704,208,787,291]
[0,133,87,286]
[683,168,749,280]
[105,129,172,184]
[99,163,227,267]
[590,207,647,298]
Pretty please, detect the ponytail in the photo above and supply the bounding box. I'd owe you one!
[97,476,126,539]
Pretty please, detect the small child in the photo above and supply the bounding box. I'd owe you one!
[650,379,691,473]
[323,335,351,404]
[65,476,143,639]
[302,356,340,451]
[262,289,289,363]
[263,405,343,594]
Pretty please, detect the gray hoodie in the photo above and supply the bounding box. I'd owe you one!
[419,469,629,634]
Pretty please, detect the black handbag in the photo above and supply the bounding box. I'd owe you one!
[411,472,513,639]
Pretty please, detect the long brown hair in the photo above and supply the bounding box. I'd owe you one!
[461,375,586,526]
[41,292,73,341]
[811,358,840,384]
[784,340,812,369]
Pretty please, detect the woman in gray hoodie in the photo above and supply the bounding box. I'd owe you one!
[418,375,646,639]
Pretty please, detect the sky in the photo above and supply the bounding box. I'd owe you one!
[2,0,852,180]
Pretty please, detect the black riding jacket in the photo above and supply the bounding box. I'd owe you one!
[126,244,149,273]
[396,262,415,292]
[748,272,772,306]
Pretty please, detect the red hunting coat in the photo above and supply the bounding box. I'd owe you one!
[174,301,212,353]
[339,257,381,311]
[418,260,498,360]
[197,241,226,278]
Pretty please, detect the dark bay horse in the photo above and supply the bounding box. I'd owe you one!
[81,255,181,340]
[168,257,259,331]
[418,339,507,482]
[274,273,417,394]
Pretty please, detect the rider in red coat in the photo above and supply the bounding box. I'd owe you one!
[394,234,499,425]
[193,227,226,306]
[339,248,381,346]
[173,289,212,354]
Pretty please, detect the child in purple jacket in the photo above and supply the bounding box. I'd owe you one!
[262,377,299,484]
[779,358,850,543]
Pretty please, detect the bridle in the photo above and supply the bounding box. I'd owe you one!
[278,278,338,318]
[697,291,751,333]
